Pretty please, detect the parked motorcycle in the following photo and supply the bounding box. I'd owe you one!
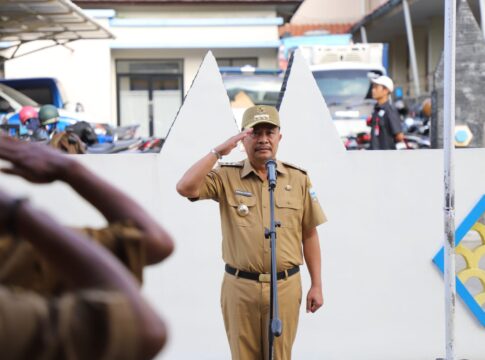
[344,131,371,150]
[86,138,143,154]
[402,134,430,149]
[402,116,430,149]
[138,137,164,153]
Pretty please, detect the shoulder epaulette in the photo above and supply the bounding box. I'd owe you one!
[281,161,307,174]
[220,160,244,167]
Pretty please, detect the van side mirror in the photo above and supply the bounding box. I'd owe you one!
[75,102,84,112]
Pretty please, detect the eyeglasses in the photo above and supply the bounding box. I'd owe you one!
[249,128,279,139]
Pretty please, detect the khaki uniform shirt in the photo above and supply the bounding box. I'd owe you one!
[195,159,326,273]
[0,221,146,296]
[0,286,138,360]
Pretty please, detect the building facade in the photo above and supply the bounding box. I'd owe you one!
[4,0,300,137]
[350,0,483,97]
[291,0,387,24]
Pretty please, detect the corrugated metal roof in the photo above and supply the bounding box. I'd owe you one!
[0,0,114,42]
[74,0,303,23]
[0,0,113,60]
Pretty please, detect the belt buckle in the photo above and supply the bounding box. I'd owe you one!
[258,273,271,283]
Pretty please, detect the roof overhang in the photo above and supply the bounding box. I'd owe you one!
[350,0,481,42]
[110,40,280,49]
[74,0,303,23]
[0,0,114,61]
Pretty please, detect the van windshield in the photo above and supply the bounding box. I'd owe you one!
[312,69,383,105]
[0,83,38,107]
[222,75,283,107]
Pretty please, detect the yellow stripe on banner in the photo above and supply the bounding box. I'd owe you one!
[458,268,485,286]
[456,245,477,268]
[472,222,485,243]
[475,292,485,307]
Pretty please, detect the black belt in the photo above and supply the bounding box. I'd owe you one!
[225,264,299,283]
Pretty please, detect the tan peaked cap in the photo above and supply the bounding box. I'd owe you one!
[241,105,280,130]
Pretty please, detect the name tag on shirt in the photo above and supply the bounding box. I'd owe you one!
[235,190,253,197]
[378,109,386,117]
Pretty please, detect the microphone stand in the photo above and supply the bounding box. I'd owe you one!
[265,159,282,360]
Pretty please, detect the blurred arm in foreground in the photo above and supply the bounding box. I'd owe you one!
[0,188,167,359]
[0,136,174,266]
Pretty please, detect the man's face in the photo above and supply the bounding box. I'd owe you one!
[242,123,282,163]
[371,84,389,101]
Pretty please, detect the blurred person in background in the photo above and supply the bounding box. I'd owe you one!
[19,106,41,139]
[368,76,404,150]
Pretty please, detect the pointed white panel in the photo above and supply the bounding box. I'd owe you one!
[278,49,346,167]
[276,50,362,358]
[276,48,351,224]
[146,51,239,359]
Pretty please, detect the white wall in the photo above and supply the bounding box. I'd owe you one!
[292,0,369,24]
[291,0,388,24]
[4,36,112,123]
[111,26,278,45]
[1,51,484,359]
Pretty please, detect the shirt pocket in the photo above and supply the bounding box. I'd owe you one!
[275,193,302,229]
[226,195,258,227]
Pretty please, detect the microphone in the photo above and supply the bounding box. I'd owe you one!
[266,159,277,189]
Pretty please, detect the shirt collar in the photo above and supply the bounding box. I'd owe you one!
[375,100,390,109]
[241,158,288,179]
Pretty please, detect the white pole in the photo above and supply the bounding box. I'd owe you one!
[402,0,421,96]
[480,0,485,39]
[443,0,456,359]
[360,26,368,43]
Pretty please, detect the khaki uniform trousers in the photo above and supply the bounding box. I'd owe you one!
[221,271,302,360]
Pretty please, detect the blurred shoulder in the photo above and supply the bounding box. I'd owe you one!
[217,160,244,174]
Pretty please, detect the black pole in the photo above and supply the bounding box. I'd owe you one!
[265,159,282,359]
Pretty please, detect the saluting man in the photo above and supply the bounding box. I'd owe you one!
[177,105,327,359]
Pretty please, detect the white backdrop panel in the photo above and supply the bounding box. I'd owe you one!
[0,52,484,359]
[151,51,243,359]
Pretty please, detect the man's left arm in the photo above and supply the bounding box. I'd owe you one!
[389,107,404,142]
[301,175,326,314]
[303,227,323,313]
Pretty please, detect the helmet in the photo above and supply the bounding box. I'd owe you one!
[19,106,38,124]
[38,104,59,125]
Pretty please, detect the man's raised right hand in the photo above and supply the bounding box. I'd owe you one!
[214,128,253,156]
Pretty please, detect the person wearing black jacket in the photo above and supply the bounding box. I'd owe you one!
[368,76,404,150]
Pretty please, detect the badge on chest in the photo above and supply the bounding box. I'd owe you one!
[237,204,249,217]
[235,189,252,217]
